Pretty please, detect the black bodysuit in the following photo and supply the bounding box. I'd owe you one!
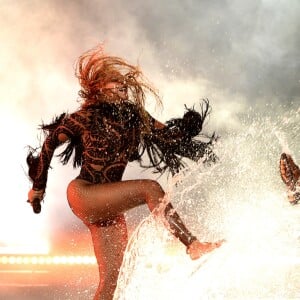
[29,100,216,191]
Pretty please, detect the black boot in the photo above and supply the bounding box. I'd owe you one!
[164,203,197,247]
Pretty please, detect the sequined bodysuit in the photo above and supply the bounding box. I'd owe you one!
[32,102,144,189]
[28,99,216,246]
[29,99,216,191]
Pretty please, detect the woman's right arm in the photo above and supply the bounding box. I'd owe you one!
[27,113,77,204]
[27,132,69,204]
[35,133,69,188]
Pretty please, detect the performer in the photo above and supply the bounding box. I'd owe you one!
[279,153,300,205]
[27,46,223,300]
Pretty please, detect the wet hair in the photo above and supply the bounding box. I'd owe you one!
[75,45,162,120]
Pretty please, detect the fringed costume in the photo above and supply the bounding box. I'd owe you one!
[26,47,223,300]
[27,99,217,190]
[27,99,217,247]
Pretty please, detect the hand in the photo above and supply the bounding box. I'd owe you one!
[287,190,300,205]
[280,153,300,189]
[27,188,44,204]
[27,189,45,213]
[187,239,224,260]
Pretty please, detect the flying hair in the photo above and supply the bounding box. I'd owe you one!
[75,45,162,111]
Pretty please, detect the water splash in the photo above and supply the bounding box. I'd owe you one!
[114,106,300,299]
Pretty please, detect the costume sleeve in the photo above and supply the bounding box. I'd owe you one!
[27,112,79,190]
[140,100,218,175]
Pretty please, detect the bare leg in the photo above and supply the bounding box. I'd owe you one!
[67,178,197,246]
[67,179,165,224]
[88,214,128,300]
[67,179,165,299]
[67,178,221,299]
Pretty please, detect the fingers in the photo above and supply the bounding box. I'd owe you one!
[279,153,300,205]
[27,189,44,203]
[280,153,293,187]
[280,153,300,189]
[287,191,300,205]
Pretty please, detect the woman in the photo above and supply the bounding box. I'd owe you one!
[27,46,223,299]
[280,153,300,204]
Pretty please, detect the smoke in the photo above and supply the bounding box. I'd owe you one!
[0,0,299,256]
[129,0,300,105]
[115,107,300,299]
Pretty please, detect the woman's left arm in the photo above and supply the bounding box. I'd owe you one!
[141,101,217,174]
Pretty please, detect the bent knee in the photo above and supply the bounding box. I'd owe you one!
[146,179,163,189]
[139,179,165,209]
[141,179,163,195]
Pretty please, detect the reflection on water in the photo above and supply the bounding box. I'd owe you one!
[115,107,300,299]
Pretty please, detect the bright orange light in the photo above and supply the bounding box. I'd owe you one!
[0,255,96,265]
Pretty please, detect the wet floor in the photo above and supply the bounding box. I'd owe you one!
[0,263,98,300]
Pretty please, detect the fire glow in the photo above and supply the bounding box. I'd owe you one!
[0,255,96,265]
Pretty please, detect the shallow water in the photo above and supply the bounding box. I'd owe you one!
[114,107,300,299]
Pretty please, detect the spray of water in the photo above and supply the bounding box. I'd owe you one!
[114,106,300,299]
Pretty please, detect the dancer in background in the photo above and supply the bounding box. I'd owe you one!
[280,153,300,205]
[27,46,223,300]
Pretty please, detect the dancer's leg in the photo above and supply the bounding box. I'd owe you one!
[67,178,201,248]
[89,214,128,300]
[67,178,220,300]
[67,179,165,224]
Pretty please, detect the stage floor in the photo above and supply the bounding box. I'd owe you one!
[0,259,98,300]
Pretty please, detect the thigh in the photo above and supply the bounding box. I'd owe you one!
[67,178,165,224]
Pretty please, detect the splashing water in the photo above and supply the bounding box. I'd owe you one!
[114,107,300,300]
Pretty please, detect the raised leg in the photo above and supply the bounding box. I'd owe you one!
[66,178,217,299]
[67,178,199,247]
[67,178,165,224]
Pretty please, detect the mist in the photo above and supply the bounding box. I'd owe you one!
[0,0,299,255]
